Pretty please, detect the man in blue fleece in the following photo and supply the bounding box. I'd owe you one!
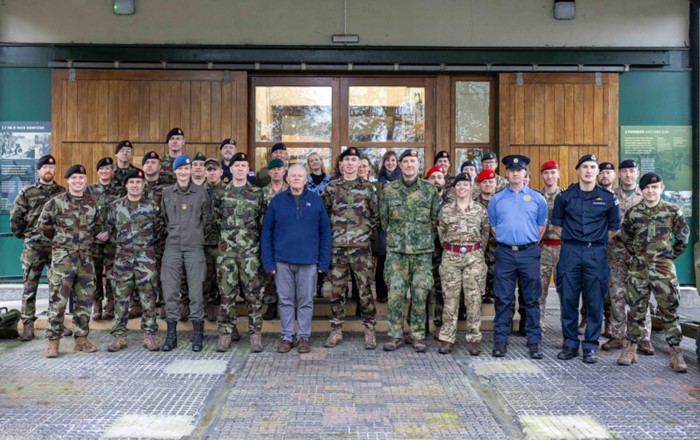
[262,164,331,354]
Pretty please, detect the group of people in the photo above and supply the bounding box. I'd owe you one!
[9,129,690,372]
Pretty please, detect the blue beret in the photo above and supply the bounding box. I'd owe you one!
[173,155,191,170]
[575,154,598,170]
[502,154,530,170]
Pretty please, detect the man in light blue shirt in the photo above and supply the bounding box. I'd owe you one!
[487,155,548,359]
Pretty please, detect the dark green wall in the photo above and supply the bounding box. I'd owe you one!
[0,67,51,280]
[619,71,694,284]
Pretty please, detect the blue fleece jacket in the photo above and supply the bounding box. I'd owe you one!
[261,188,331,273]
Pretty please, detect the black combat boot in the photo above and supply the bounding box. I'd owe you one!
[162,320,178,351]
[192,320,204,352]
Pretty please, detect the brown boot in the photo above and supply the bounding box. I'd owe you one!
[601,338,625,351]
[159,305,166,319]
[102,299,115,320]
[324,328,343,348]
[45,339,60,358]
[179,304,190,322]
[617,341,637,366]
[74,336,98,353]
[467,341,482,356]
[107,336,128,352]
[20,319,34,341]
[230,326,241,342]
[669,346,687,373]
[215,334,231,352]
[143,333,160,351]
[638,340,655,356]
[206,304,217,322]
[250,330,263,353]
[438,341,454,354]
[363,327,377,350]
[91,300,103,321]
[129,302,143,319]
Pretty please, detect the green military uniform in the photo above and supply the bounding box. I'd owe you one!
[159,155,177,186]
[538,186,562,328]
[106,194,164,337]
[380,176,440,341]
[214,182,266,335]
[38,192,103,340]
[112,164,136,186]
[10,181,65,322]
[204,180,225,315]
[437,200,489,344]
[144,178,167,310]
[261,182,288,306]
[471,174,506,200]
[322,176,379,330]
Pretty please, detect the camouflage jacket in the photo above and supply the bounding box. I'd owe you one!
[143,179,165,206]
[214,183,266,257]
[380,177,440,254]
[609,185,643,262]
[476,195,497,264]
[623,200,689,265]
[159,154,177,186]
[322,177,379,249]
[162,182,213,251]
[107,196,164,256]
[37,192,103,260]
[112,163,136,186]
[472,174,507,200]
[205,181,226,246]
[262,182,288,207]
[10,181,65,245]
[86,180,125,226]
[540,187,563,240]
[438,200,490,252]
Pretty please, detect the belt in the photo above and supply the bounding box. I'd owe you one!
[443,242,480,254]
[497,242,537,251]
[563,240,606,248]
[542,239,562,246]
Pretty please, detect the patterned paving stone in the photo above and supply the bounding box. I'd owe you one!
[102,415,194,439]
[520,415,610,440]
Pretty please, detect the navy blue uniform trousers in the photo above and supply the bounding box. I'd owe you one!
[493,245,542,345]
[556,242,609,351]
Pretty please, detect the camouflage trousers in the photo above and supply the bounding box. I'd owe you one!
[385,252,433,340]
[626,260,683,346]
[92,242,115,301]
[110,250,159,337]
[539,244,560,327]
[262,271,278,305]
[432,246,444,324]
[483,238,496,301]
[20,242,52,320]
[329,247,376,329]
[46,253,95,340]
[438,250,487,344]
[217,253,263,334]
[204,245,221,306]
[609,256,651,341]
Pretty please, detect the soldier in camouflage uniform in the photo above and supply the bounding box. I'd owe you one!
[86,157,125,321]
[256,142,288,188]
[475,169,498,304]
[10,155,66,341]
[603,159,653,353]
[112,140,136,185]
[538,161,563,330]
[322,147,379,350]
[142,151,167,317]
[38,164,108,358]
[434,150,454,186]
[105,168,164,352]
[213,153,266,353]
[617,172,690,373]
[380,149,440,353]
[204,159,225,322]
[424,165,447,329]
[159,127,184,186]
[261,158,288,320]
[472,152,507,200]
[437,173,489,355]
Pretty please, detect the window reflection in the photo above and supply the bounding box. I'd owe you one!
[255,86,332,142]
[348,87,425,142]
[455,81,490,144]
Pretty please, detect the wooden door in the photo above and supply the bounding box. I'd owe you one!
[499,73,618,190]
[51,69,247,184]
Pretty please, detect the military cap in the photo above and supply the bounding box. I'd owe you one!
[204,159,221,169]
[36,154,56,170]
[502,154,530,170]
[619,159,638,169]
[639,172,663,190]
[268,158,284,169]
[192,152,207,163]
[96,157,113,170]
[425,165,445,179]
[575,154,598,170]
[482,152,497,162]
[220,138,237,149]
[231,152,249,164]
[173,154,191,170]
[123,168,145,184]
[598,162,615,171]
[434,150,450,164]
[477,169,497,183]
[270,142,287,153]
[165,127,184,143]
[460,160,474,171]
[452,173,473,186]
[64,164,87,179]
[141,151,160,165]
[339,147,360,160]
[115,140,133,154]
[399,149,419,162]
[540,160,559,172]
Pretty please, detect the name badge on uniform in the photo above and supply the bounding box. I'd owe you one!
[523,195,531,201]
[181,203,188,210]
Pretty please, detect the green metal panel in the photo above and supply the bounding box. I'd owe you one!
[619,71,694,284]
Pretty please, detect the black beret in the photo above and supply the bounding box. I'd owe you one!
[123,168,145,184]
[64,164,87,179]
[142,151,160,165]
[482,152,497,162]
[36,154,56,170]
[434,150,450,164]
[192,152,207,163]
[115,140,133,154]
[399,149,419,161]
[460,160,474,171]
[165,127,184,143]
[502,154,530,170]
[598,162,615,171]
[452,173,473,186]
[639,172,663,190]
[339,147,360,160]
[220,138,237,149]
[96,157,113,170]
[271,142,287,153]
[619,159,638,169]
[231,152,249,164]
[575,154,599,170]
